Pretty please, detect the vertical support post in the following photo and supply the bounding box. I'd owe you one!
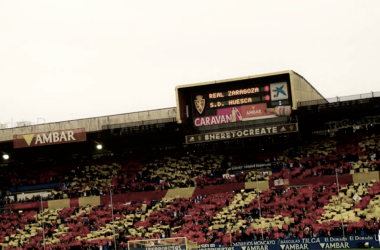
[41,196,46,250]
[110,189,117,250]
[256,176,264,241]
[335,168,345,238]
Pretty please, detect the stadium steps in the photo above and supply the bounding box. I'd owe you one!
[353,171,379,183]
[245,180,269,191]
[164,187,196,199]
[5,171,379,212]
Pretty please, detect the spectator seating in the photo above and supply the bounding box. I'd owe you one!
[2,176,380,249]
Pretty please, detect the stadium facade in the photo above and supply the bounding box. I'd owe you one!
[0,70,324,159]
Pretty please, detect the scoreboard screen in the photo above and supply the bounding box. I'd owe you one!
[176,72,294,129]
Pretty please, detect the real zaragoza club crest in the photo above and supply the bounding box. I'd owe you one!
[194,95,206,114]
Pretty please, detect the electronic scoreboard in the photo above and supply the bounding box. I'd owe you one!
[176,72,293,129]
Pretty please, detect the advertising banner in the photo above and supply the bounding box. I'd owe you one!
[5,201,48,211]
[323,116,380,130]
[130,235,380,250]
[217,107,243,118]
[195,107,243,127]
[133,246,186,250]
[199,235,380,250]
[13,128,86,148]
[195,104,292,127]
[227,162,273,171]
[186,124,298,144]
[274,179,289,186]
[241,103,274,120]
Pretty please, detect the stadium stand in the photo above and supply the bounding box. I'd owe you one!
[2,129,379,206]
[1,72,380,250]
[2,178,380,249]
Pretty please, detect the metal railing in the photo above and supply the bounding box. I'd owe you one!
[298,91,380,107]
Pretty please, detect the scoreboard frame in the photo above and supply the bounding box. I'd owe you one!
[175,71,296,128]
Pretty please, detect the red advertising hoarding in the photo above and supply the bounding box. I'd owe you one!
[193,103,292,127]
[13,128,87,149]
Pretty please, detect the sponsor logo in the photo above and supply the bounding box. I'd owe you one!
[241,103,273,120]
[194,114,237,127]
[145,247,185,250]
[232,241,275,246]
[228,162,273,171]
[323,116,380,130]
[243,104,264,116]
[350,236,373,241]
[274,179,289,186]
[246,106,262,115]
[194,107,243,127]
[319,242,349,249]
[186,124,298,144]
[280,244,308,250]
[13,128,86,148]
[270,82,289,101]
[241,246,269,250]
[199,236,377,250]
[194,95,206,114]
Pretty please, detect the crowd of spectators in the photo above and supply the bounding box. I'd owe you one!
[1,178,380,250]
[1,130,380,206]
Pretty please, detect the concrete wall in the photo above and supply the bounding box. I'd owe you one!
[290,72,325,110]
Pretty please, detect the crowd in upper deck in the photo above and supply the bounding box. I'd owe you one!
[1,129,380,206]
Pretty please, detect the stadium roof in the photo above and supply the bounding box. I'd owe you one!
[0,107,176,142]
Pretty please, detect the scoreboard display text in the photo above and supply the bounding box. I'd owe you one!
[207,87,261,108]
